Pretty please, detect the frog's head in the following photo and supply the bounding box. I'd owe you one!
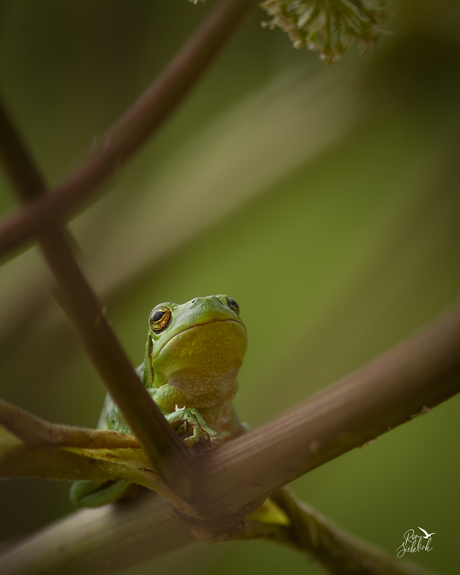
[145,295,247,407]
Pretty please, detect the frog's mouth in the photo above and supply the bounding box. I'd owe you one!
[153,318,246,360]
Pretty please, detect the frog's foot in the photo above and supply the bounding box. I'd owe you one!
[165,407,223,447]
[69,479,131,508]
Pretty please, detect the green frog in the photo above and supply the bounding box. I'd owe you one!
[70,295,247,507]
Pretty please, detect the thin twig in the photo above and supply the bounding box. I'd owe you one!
[0,95,192,492]
[0,0,259,259]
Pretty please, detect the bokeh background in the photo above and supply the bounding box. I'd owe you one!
[1,0,460,573]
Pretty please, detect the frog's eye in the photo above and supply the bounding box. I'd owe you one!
[149,307,171,332]
[226,297,239,315]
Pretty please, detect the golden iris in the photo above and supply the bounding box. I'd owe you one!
[149,307,171,332]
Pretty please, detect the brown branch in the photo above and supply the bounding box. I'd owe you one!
[192,301,460,517]
[0,0,259,260]
[0,491,437,575]
[0,474,441,575]
[0,95,192,492]
[1,302,458,573]
[0,491,196,575]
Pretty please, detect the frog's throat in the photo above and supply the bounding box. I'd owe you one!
[152,318,246,360]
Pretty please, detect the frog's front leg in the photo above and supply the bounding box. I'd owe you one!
[151,385,223,447]
[165,407,223,447]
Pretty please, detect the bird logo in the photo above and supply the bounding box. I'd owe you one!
[418,527,435,539]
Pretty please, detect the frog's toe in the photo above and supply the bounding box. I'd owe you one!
[186,413,203,446]
[184,434,200,447]
[200,423,222,446]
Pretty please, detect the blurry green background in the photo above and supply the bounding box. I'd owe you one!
[1,0,460,573]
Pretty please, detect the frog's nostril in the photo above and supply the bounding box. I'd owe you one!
[191,299,196,304]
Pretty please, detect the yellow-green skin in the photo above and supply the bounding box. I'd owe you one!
[70,295,247,507]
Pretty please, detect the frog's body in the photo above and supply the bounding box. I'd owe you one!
[70,295,247,507]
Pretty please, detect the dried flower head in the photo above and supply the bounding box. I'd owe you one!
[260,0,390,65]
